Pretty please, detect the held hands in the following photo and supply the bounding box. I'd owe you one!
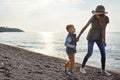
[73,46,76,49]
[76,36,80,42]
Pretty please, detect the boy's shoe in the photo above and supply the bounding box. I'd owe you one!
[80,68,86,74]
[66,71,73,76]
[101,70,111,76]
[64,67,67,74]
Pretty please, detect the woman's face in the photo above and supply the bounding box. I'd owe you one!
[96,14,104,19]
[96,14,100,19]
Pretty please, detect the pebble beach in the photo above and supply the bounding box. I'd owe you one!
[0,43,120,80]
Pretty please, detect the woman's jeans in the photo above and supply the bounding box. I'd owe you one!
[82,40,106,70]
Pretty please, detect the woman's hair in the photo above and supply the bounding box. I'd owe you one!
[97,14,105,25]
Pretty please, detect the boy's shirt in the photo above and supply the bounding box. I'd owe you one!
[65,33,77,54]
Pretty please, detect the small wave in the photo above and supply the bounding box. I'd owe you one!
[115,58,120,60]
[17,45,37,48]
[22,42,45,45]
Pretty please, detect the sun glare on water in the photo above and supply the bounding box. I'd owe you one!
[36,32,55,55]
[39,32,54,42]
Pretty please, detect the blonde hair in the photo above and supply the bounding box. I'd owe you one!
[66,24,74,32]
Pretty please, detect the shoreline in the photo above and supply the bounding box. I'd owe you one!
[0,43,120,80]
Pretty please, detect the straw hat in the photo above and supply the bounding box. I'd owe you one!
[92,5,108,14]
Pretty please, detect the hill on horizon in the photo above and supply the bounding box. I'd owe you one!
[0,26,24,32]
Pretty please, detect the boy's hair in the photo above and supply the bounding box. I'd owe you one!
[66,24,74,32]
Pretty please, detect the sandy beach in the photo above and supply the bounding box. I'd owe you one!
[0,43,120,80]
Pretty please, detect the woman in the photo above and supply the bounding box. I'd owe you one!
[77,5,111,76]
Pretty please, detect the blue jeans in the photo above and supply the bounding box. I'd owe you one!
[82,40,106,70]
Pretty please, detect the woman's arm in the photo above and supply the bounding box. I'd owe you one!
[77,22,90,39]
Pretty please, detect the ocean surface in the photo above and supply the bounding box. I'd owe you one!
[0,32,120,73]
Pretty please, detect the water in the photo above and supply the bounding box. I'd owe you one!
[0,32,120,73]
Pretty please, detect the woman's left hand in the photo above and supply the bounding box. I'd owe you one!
[104,42,107,47]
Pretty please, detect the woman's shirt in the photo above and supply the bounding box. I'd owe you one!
[87,15,109,41]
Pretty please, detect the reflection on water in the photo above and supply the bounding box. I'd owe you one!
[37,32,55,55]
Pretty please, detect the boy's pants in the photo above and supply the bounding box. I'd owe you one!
[65,54,75,72]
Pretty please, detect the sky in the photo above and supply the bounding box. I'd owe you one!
[0,0,120,32]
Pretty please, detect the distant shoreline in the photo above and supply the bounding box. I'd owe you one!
[0,27,24,32]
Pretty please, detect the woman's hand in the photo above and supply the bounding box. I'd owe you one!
[104,42,107,47]
[76,36,80,42]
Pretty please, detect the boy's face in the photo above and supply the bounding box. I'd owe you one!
[69,26,75,34]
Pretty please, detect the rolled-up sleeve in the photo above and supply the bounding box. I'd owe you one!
[88,15,94,23]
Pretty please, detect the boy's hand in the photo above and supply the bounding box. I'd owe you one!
[73,46,76,49]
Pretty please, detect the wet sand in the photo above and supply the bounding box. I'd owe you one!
[0,43,120,80]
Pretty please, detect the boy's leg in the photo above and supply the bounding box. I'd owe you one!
[65,61,70,69]
[68,54,75,72]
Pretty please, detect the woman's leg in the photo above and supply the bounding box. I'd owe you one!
[82,40,94,68]
[96,41,106,70]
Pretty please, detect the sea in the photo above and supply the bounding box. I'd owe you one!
[0,32,120,73]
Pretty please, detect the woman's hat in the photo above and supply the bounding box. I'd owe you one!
[92,5,108,14]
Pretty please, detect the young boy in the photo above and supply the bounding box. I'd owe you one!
[64,24,77,76]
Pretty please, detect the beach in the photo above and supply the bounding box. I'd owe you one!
[0,43,120,80]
